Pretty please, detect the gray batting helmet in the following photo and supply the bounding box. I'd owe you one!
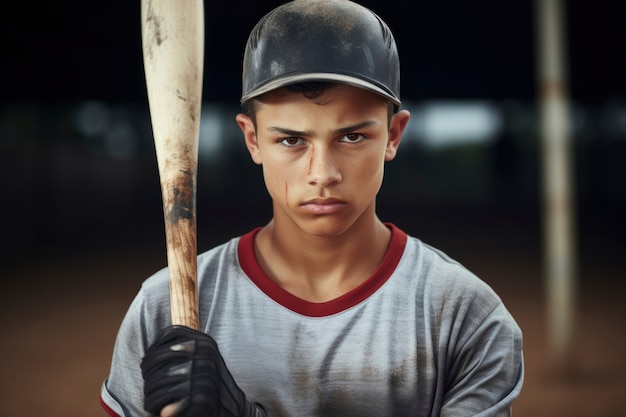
[240,0,401,106]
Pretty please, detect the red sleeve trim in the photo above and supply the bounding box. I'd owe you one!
[99,394,121,417]
[238,223,407,317]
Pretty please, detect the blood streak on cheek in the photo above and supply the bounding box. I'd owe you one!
[307,148,314,176]
[285,182,289,207]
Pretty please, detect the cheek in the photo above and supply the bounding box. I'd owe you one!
[353,152,385,186]
[358,158,386,202]
[261,159,294,199]
[366,167,385,196]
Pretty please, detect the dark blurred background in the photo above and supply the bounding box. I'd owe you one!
[2,0,625,257]
[1,1,625,416]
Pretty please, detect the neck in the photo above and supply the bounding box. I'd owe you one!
[254,215,391,302]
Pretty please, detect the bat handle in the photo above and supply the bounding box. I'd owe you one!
[162,175,199,329]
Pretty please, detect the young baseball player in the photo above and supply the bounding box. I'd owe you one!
[100,1,524,416]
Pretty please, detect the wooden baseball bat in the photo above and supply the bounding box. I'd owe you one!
[141,0,204,329]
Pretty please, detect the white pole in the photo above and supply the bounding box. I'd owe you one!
[536,0,577,364]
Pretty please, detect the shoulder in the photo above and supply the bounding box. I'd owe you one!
[129,233,248,332]
[422,240,501,304]
[398,230,517,336]
[400,231,523,366]
[141,233,244,293]
[401,232,500,301]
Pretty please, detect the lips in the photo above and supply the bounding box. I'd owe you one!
[300,198,346,214]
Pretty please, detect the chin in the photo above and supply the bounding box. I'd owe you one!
[298,215,357,238]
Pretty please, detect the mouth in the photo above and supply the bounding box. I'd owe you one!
[300,198,347,214]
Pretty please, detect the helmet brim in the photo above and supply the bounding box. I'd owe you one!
[240,72,401,107]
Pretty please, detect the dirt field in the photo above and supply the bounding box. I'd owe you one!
[1,209,624,417]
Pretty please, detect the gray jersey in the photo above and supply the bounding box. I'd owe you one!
[100,224,523,417]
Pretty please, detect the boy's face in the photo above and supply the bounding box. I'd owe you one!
[236,84,410,238]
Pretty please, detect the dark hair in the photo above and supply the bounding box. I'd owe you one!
[243,82,398,127]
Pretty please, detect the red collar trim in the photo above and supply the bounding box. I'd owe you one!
[237,223,407,317]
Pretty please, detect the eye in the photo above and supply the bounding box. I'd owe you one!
[339,133,366,143]
[279,137,305,147]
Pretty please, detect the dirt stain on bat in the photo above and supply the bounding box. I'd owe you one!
[142,0,167,61]
[166,169,196,224]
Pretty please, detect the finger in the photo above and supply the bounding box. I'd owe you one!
[160,401,184,417]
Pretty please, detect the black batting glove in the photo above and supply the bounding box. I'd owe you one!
[141,325,266,417]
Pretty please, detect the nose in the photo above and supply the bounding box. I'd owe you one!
[306,146,342,187]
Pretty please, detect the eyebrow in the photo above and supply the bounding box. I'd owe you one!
[267,120,379,137]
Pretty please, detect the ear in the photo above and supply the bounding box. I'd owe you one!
[236,113,262,165]
[385,109,410,161]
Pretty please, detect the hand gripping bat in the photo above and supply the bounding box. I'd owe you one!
[141,0,204,330]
